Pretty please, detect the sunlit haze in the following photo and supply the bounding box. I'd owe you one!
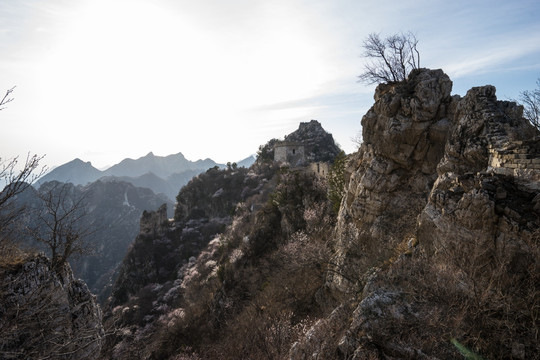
[1,0,539,169]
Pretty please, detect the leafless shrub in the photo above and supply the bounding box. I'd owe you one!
[518,78,540,129]
[368,225,540,359]
[0,255,103,360]
[0,154,46,237]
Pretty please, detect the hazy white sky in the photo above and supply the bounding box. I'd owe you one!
[1,0,539,169]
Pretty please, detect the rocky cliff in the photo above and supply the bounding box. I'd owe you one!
[0,252,103,359]
[328,69,455,291]
[293,69,539,359]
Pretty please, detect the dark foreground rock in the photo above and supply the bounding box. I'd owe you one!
[0,253,103,359]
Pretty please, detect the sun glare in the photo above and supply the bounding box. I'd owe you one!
[28,0,330,164]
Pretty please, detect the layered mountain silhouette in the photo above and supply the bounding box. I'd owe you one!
[104,152,218,178]
[36,158,103,186]
[36,152,255,200]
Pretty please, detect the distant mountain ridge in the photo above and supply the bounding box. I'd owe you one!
[104,152,218,179]
[35,152,258,200]
[36,158,103,186]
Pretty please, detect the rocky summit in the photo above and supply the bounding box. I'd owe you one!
[283,119,342,163]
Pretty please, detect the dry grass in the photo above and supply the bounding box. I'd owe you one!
[0,239,32,270]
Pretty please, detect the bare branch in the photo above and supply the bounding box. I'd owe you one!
[359,32,421,85]
[519,78,540,130]
[0,154,46,240]
[28,182,95,272]
[0,86,16,110]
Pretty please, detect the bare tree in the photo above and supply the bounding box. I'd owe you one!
[519,78,540,130]
[28,182,94,272]
[0,86,45,237]
[358,32,420,84]
[0,154,46,240]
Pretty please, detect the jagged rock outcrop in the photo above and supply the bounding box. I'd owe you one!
[283,119,342,163]
[328,69,456,291]
[299,69,540,359]
[107,203,183,306]
[0,253,103,359]
[258,120,341,165]
[420,84,538,255]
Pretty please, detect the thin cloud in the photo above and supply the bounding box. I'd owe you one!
[442,36,540,78]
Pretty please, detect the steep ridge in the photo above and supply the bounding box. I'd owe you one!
[292,69,539,359]
[105,163,279,307]
[328,69,455,291]
[99,122,341,359]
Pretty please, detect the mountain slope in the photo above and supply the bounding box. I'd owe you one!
[36,158,102,186]
[99,122,342,358]
[236,154,257,168]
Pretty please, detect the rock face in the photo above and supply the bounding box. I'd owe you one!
[281,119,342,163]
[419,84,538,255]
[311,69,540,359]
[0,253,103,359]
[329,69,456,291]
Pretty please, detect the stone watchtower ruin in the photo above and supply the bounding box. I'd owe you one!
[274,141,306,167]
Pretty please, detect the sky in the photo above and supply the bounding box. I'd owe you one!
[1,0,540,170]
